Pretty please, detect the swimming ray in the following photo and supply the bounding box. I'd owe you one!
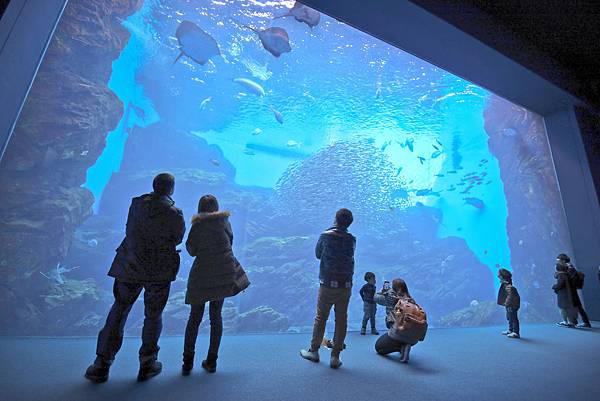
[174,20,220,65]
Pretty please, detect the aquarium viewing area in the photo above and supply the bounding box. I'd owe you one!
[0,1,599,400]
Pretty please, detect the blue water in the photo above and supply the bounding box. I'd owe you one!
[83,1,159,212]
[87,0,517,285]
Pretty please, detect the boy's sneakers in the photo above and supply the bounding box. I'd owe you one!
[576,323,592,328]
[371,329,379,335]
[507,332,520,339]
[556,321,574,328]
[330,355,342,369]
[501,330,511,335]
[300,349,320,363]
[360,328,366,335]
[84,358,110,383]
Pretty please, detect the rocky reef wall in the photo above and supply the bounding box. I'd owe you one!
[0,0,144,334]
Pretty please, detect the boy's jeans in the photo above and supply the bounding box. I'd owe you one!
[361,303,376,331]
[506,307,520,335]
[309,286,351,357]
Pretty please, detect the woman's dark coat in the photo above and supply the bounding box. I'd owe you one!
[552,271,575,309]
[185,211,249,305]
[567,266,583,307]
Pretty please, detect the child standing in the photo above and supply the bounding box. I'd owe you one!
[497,268,521,339]
[360,272,379,335]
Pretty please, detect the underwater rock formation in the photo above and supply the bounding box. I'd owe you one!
[483,95,572,322]
[237,306,290,333]
[0,0,143,334]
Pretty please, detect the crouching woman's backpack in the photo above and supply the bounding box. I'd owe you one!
[389,297,428,345]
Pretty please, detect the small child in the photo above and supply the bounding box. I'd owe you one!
[497,268,521,339]
[359,272,379,335]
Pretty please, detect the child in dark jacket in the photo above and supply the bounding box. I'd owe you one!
[359,272,379,335]
[497,268,521,338]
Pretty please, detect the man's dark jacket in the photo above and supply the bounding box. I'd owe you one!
[315,226,356,288]
[109,193,185,283]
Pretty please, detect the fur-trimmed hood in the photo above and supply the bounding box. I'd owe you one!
[191,211,231,224]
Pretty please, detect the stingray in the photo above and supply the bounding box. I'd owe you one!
[274,2,321,28]
[174,20,220,65]
[242,24,291,58]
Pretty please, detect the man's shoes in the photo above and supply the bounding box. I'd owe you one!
[201,359,217,373]
[137,360,163,382]
[556,321,570,327]
[400,345,411,363]
[300,349,320,363]
[360,328,366,335]
[181,361,193,376]
[330,355,342,369]
[507,332,520,339]
[84,358,110,383]
[322,338,347,350]
[576,323,592,328]
[501,330,511,335]
[371,329,379,335]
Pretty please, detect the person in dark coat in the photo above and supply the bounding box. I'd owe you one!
[374,278,419,363]
[557,253,591,328]
[497,268,521,338]
[182,195,249,375]
[300,208,356,369]
[552,261,578,327]
[85,173,185,383]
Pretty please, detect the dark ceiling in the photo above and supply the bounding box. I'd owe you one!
[0,0,10,20]
[411,0,600,112]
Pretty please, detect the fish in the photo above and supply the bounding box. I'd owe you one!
[174,20,220,65]
[432,144,440,151]
[244,149,256,156]
[416,189,432,196]
[233,78,265,96]
[252,128,262,136]
[434,174,444,178]
[271,106,284,124]
[447,170,457,174]
[274,2,321,28]
[209,159,220,166]
[396,167,403,176]
[200,96,212,110]
[381,141,391,152]
[406,139,414,152]
[241,23,291,57]
[87,239,98,248]
[286,140,301,148]
[39,263,79,285]
[418,156,426,164]
[435,139,443,147]
[375,87,382,98]
[246,142,308,159]
[464,197,485,209]
[431,150,442,159]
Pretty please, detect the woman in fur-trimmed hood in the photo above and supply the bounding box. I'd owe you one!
[182,195,249,375]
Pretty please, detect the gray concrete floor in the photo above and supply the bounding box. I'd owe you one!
[1,324,599,401]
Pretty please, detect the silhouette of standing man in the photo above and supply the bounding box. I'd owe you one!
[85,173,185,383]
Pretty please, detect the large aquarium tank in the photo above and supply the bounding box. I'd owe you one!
[0,0,573,336]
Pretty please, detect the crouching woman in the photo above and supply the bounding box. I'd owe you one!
[374,278,427,363]
[182,195,250,375]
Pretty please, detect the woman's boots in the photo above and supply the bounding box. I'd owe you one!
[182,352,194,376]
[201,353,218,373]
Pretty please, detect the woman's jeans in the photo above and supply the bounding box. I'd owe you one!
[183,299,225,362]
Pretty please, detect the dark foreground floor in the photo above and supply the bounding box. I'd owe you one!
[1,324,599,401]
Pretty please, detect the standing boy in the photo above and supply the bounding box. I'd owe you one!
[359,272,379,335]
[497,268,521,339]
